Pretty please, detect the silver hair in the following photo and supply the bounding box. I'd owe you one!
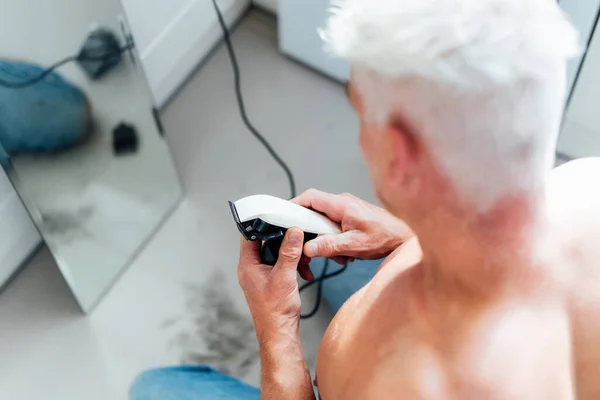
[323,0,580,208]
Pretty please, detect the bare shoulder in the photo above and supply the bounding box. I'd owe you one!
[547,158,600,222]
[316,239,423,399]
[377,236,423,275]
[547,158,600,243]
[546,157,600,285]
[549,160,600,399]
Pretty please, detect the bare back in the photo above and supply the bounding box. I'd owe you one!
[317,158,600,399]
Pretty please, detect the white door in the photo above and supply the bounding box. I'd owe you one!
[121,0,250,107]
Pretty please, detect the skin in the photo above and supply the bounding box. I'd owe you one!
[237,79,600,399]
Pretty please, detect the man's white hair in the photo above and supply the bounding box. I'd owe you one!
[323,0,580,209]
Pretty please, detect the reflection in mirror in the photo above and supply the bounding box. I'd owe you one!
[0,0,182,311]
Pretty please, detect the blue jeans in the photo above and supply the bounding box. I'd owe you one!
[131,259,382,399]
[130,366,260,400]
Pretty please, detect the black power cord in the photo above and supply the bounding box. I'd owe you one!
[0,55,78,89]
[210,0,296,200]
[0,44,133,89]
[210,1,347,319]
[299,260,348,319]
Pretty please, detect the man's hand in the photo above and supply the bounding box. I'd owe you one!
[294,189,414,263]
[238,228,306,342]
[238,228,315,400]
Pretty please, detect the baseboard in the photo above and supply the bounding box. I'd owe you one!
[140,0,251,108]
[0,193,41,287]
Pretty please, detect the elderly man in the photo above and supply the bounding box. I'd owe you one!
[133,0,600,398]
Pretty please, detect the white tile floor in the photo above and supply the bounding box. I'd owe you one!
[0,12,376,400]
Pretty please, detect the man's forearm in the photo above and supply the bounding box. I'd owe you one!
[259,333,316,400]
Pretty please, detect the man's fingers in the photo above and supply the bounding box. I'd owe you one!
[331,256,353,265]
[298,263,315,281]
[304,232,358,258]
[239,236,261,265]
[275,228,304,273]
[300,254,311,264]
[298,255,313,281]
[292,189,349,222]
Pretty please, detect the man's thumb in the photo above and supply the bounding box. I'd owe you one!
[304,233,353,258]
[275,228,304,272]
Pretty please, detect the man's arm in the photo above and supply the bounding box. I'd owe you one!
[260,334,315,400]
[237,229,316,400]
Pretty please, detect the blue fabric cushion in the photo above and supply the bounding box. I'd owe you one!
[310,258,382,314]
[0,60,89,161]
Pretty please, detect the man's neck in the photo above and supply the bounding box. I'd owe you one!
[413,193,546,300]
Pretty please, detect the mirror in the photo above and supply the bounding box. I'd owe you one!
[0,0,182,311]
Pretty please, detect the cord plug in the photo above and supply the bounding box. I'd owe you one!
[76,28,126,80]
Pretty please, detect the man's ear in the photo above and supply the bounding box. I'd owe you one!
[386,119,417,185]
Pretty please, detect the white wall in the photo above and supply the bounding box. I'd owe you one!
[0,170,40,287]
[122,0,251,107]
[253,0,277,13]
